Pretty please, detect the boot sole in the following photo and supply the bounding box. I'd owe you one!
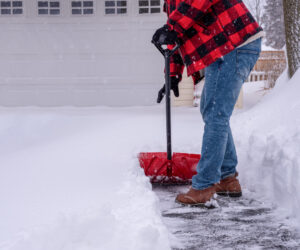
[175,200,216,209]
[217,192,242,198]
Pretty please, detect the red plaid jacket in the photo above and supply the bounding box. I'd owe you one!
[164,0,263,84]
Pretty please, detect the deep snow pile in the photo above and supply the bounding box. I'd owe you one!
[233,69,300,226]
[0,108,172,250]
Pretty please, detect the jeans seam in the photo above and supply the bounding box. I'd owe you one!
[209,60,222,123]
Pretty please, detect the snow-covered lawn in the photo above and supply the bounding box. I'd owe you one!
[0,70,299,249]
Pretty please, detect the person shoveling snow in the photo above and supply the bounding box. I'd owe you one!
[151,0,264,207]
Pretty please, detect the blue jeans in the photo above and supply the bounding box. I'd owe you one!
[192,38,262,190]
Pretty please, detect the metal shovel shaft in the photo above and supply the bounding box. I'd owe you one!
[165,54,172,160]
[152,42,180,161]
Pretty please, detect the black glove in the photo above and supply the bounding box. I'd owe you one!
[152,25,178,45]
[157,77,180,103]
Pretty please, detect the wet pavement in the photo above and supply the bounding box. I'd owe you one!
[153,185,300,250]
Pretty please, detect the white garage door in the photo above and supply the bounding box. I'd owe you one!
[0,0,166,106]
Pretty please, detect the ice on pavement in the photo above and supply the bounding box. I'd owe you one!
[0,69,300,249]
[155,186,300,250]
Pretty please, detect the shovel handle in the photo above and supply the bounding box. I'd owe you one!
[151,40,180,58]
[152,40,180,161]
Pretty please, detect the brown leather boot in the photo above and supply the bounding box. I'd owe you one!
[215,172,242,197]
[175,185,216,207]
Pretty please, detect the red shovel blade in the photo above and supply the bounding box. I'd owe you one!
[138,152,201,184]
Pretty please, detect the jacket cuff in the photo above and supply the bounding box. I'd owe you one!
[170,74,182,83]
[192,71,205,85]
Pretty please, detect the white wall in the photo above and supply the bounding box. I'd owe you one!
[0,0,166,106]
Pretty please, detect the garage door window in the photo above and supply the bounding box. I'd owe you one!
[0,1,23,15]
[38,1,60,15]
[105,1,127,15]
[139,0,160,14]
[71,1,94,15]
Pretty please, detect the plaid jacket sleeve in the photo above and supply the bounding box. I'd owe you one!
[167,44,184,82]
[167,0,216,34]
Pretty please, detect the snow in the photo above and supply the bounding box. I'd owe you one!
[0,70,300,249]
[241,81,266,110]
[233,69,300,226]
[262,43,279,51]
[0,108,171,250]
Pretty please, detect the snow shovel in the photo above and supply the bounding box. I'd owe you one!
[138,41,201,184]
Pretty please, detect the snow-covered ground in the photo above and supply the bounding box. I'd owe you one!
[0,70,299,249]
